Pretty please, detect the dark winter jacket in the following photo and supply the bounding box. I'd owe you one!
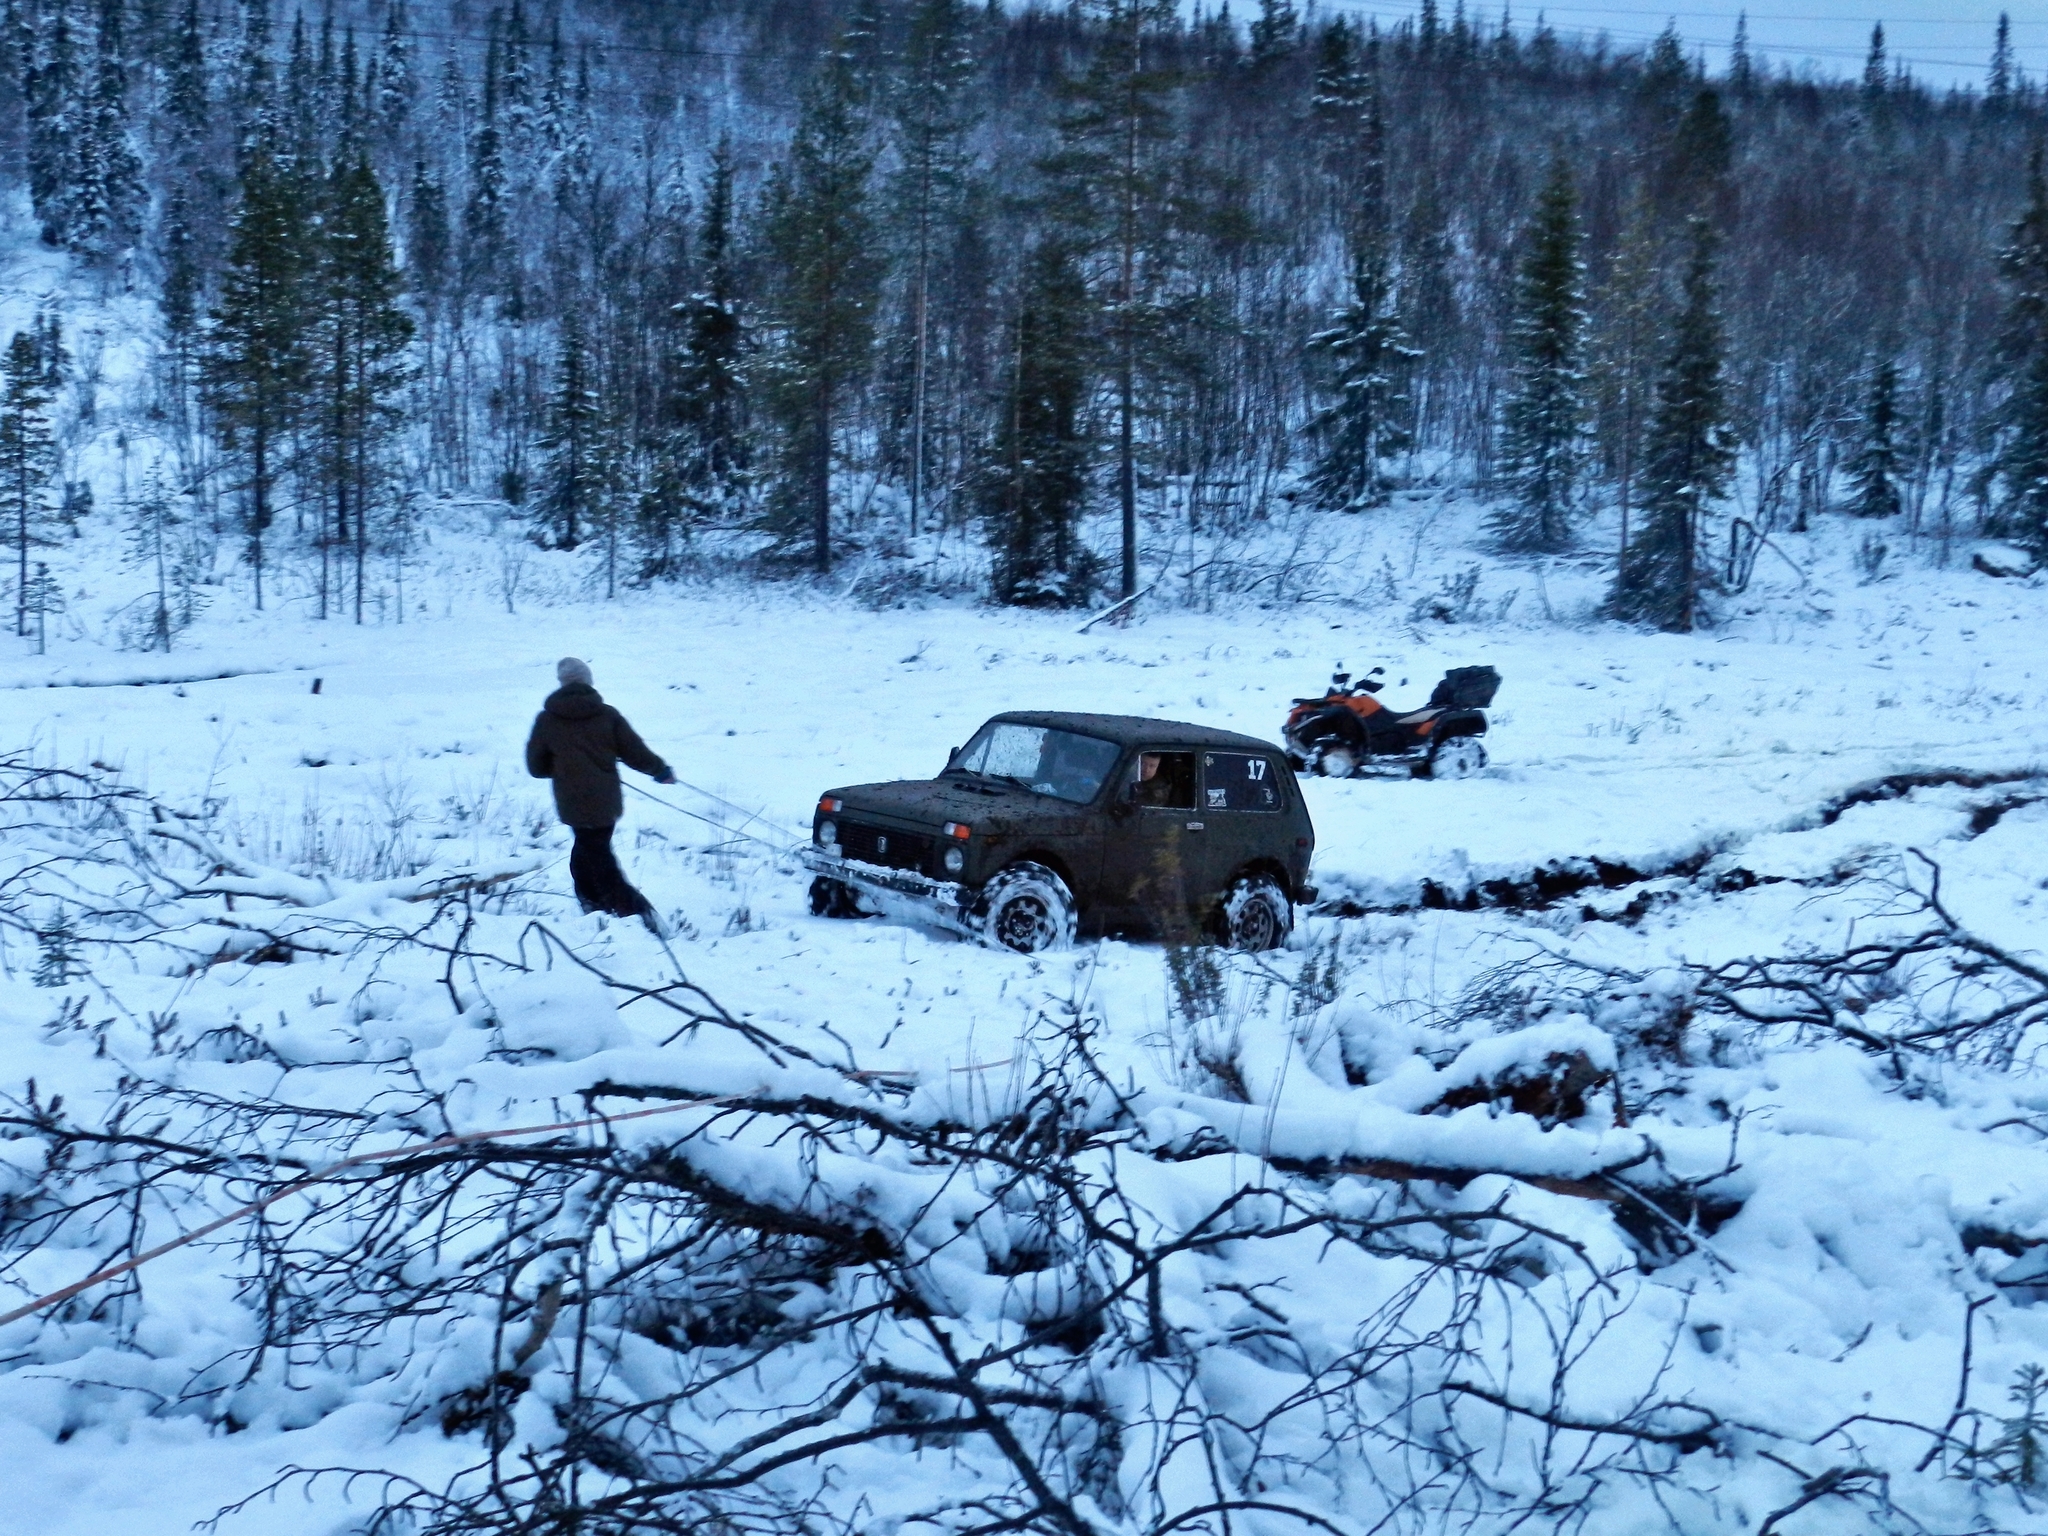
[526,684,671,828]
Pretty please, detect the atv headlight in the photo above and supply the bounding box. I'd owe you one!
[817,819,838,848]
[943,844,965,875]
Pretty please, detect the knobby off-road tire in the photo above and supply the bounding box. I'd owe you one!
[1317,743,1361,779]
[1423,735,1487,780]
[977,862,1077,954]
[1219,873,1292,952]
[809,876,869,919]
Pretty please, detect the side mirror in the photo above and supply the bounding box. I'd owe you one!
[946,745,960,765]
[1109,796,1135,821]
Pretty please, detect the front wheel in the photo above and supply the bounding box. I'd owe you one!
[809,876,870,919]
[976,862,1078,954]
[1424,735,1488,780]
[1218,873,1293,952]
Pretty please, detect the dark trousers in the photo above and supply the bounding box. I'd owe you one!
[569,825,651,918]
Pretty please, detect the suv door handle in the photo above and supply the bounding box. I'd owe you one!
[1186,821,1204,830]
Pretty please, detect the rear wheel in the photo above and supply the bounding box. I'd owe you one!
[1219,873,1292,952]
[1424,735,1487,780]
[1318,743,1361,779]
[809,876,869,919]
[977,862,1077,954]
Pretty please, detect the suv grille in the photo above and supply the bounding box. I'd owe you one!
[837,822,933,874]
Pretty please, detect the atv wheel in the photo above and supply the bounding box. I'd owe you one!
[1219,873,1292,953]
[809,876,869,919]
[977,862,1077,954]
[1424,736,1487,780]
[1318,744,1361,779]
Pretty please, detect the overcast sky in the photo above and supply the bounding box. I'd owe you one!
[1319,0,2039,90]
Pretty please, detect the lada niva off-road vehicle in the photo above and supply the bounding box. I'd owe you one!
[802,712,1316,954]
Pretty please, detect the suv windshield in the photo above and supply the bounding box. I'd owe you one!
[949,723,1121,805]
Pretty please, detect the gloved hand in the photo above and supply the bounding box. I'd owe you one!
[656,769,677,786]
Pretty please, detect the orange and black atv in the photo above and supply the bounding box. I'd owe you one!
[1282,665,1500,780]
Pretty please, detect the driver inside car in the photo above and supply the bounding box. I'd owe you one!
[1130,751,1196,809]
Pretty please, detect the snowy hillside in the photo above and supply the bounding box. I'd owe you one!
[5,518,2048,1536]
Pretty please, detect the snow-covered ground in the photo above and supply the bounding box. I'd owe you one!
[6,506,2048,1535]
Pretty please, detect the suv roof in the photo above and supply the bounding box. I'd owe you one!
[990,710,1281,754]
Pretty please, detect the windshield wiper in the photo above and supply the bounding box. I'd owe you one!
[982,772,1038,793]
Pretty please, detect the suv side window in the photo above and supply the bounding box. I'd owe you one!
[1130,751,1197,810]
[1203,752,1282,812]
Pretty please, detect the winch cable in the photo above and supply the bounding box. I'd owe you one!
[626,779,803,856]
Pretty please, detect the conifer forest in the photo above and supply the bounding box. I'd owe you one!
[1,0,2046,624]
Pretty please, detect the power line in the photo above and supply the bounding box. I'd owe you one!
[1329,0,2045,74]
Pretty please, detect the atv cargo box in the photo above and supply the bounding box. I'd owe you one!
[1428,665,1502,711]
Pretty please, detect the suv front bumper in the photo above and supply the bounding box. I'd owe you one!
[801,845,979,937]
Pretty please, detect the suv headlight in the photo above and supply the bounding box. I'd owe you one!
[942,844,965,874]
[817,819,838,847]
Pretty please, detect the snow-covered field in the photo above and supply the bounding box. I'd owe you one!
[6,514,2048,1535]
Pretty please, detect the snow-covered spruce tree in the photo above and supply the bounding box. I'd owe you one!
[461,33,513,317]
[1611,217,1734,633]
[309,132,413,626]
[1,329,58,640]
[201,140,313,613]
[1042,0,1180,598]
[1846,354,1904,520]
[158,187,201,364]
[23,0,81,247]
[1860,22,1889,127]
[370,0,414,149]
[1248,0,1299,69]
[22,558,60,653]
[42,0,145,262]
[406,157,450,306]
[232,0,275,138]
[156,0,215,436]
[1728,12,1755,96]
[761,31,881,574]
[1995,148,2048,556]
[164,0,208,151]
[886,0,979,539]
[1305,236,1416,512]
[1988,12,2015,111]
[1310,15,1368,127]
[1304,32,1414,513]
[1490,153,1587,553]
[648,138,751,572]
[534,304,606,553]
[0,0,26,131]
[123,469,187,653]
[317,144,414,623]
[983,241,1094,607]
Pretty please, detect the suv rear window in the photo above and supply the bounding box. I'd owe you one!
[951,723,1121,804]
[1203,752,1282,811]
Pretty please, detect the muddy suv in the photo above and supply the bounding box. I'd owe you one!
[802,712,1316,953]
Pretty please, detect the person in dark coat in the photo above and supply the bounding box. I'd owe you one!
[526,657,676,926]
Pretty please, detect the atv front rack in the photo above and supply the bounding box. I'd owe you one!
[800,846,979,937]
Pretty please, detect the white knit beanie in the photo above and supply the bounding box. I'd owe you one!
[556,656,594,688]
